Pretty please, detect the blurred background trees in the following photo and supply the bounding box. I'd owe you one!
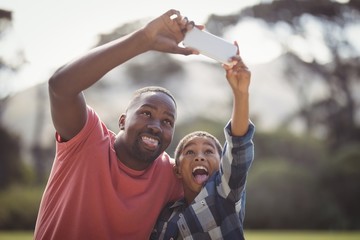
[0,9,27,188]
[0,0,359,230]
[0,8,43,230]
[228,0,360,230]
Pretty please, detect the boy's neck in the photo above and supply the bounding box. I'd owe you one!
[183,187,199,205]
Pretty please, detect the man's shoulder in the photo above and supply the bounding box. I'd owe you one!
[156,152,176,165]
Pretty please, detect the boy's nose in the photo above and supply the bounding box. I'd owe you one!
[195,154,205,161]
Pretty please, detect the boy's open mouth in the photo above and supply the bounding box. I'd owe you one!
[192,166,209,185]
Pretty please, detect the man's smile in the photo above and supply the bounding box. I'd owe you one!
[141,135,159,150]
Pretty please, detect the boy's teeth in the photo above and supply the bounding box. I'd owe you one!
[192,166,208,173]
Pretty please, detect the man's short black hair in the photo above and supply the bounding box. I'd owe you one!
[127,86,177,112]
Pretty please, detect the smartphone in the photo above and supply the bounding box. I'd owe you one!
[183,27,237,66]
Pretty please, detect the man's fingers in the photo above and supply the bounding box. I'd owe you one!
[167,9,181,20]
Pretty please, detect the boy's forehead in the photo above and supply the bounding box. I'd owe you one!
[184,136,216,148]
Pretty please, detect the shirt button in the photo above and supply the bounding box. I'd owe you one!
[181,224,186,230]
[201,200,205,205]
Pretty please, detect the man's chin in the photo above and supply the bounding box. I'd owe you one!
[134,144,166,165]
[138,152,160,164]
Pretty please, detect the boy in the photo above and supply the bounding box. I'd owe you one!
[151,45,254,240]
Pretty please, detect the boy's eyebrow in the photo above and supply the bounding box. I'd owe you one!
[183,140,216,151]
[183,142,195,150]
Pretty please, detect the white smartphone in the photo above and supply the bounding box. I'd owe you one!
[183,27,237,66]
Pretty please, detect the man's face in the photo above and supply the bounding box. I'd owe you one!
[119,92,176,170]
[175,136,220,195]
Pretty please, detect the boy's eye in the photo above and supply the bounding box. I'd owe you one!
[184,150,194,155]
[205,149,214,155]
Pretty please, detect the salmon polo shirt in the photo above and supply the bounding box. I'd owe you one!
[34,106,183,240]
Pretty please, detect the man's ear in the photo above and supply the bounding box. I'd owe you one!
[119,114,126,130]
[173,165,182,179]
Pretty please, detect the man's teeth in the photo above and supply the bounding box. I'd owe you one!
[142,136,159,146]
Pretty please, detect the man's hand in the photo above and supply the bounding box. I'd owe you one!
[143,9,198,55]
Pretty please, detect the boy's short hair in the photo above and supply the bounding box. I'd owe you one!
[174,131,223,165]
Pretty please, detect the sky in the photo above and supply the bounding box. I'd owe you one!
[1,0,357,133]
[0,0,286,97]
[0,0,356,98]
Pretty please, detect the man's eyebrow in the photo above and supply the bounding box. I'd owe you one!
[140,103,175,120]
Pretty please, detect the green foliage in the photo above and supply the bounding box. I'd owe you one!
[319,143,360,229]
[254,129,326,168]
[0,126,37,190]
[245,128,360,230]
[246,157,323,229]
[0,126,25,189]
[0,186,43,230]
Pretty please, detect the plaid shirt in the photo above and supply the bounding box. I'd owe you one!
[151,121,255,240]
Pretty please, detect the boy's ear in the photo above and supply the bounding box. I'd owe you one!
[173,165,182,179]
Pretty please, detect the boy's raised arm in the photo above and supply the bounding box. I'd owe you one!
[223,42,251,136]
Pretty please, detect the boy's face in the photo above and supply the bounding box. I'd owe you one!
[175,136,220,195]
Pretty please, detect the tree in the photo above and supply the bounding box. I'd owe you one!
[0,9,29,189]
[0,9,12,119]
[206,0,360,150]
[204,0,360,229]
[0,126,24,189]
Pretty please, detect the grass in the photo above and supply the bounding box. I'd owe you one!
[0,230,360,240]
[245,230,360,240]
[0,231,33,240]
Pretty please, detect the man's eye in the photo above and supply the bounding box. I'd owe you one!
[141,111,151,117]
[163,119,173,127]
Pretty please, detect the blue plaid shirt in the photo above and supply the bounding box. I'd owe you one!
[151,121,255,240]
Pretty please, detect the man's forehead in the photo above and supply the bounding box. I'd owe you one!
[128,91,176,114]
[136,91,174,104]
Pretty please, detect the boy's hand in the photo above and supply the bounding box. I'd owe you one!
[223,41,251,95]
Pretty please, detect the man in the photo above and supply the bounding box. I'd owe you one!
[34,9,197,240]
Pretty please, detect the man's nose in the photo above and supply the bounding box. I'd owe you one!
[147,120,162,133]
